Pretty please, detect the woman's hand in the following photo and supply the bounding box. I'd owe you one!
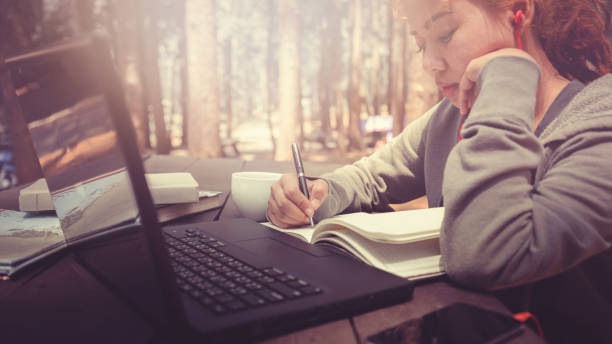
[459,48,537,116]
[267,174,329,228]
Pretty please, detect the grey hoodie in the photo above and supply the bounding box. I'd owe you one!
[316,56,612,342]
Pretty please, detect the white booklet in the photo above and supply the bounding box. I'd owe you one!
[0,209,66,278]
[19,172,201,212]
[263,207,445,280]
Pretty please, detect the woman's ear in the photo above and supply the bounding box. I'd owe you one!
[510,0,535,34]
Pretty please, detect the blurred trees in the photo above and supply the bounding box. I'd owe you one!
[274,0,300,161]
[347,0,363,151]
[1,0,443,163]
[185,0,222,158]
[109,0,148,151]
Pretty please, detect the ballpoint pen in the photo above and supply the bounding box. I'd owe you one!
[291,142,315,227]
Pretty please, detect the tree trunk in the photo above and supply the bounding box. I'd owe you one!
[265,0,277,154]
[72,0,95,32]
[317,1,335,138]
[387,5,394,113]
[328,0,345,152]
[347,0,363,151]
[318,51,331,136]
[274,0,300,161]
[109,0,148,151]
[390,18,408,137]
[0,57,43,185]
[223,38,233,139]
[140,0,171,154]
[185,0,222,158]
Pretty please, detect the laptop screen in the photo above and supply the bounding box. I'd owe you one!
[6,36,181,328]
[8,40,140,245]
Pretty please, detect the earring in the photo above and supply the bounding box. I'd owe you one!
[513,10,524,25]
[513,10,524,50]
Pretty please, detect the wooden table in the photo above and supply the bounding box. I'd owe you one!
[0,155,540,343]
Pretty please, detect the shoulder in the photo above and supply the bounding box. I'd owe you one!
[404,98,457,137]
[394,98,454,152]
[541,74,612,143]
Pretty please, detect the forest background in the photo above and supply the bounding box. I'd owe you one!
[1,0,611,189]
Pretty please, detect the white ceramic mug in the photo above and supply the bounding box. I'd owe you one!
[231,172,282,222]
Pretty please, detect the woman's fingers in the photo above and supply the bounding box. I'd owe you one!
[270,181,308,222]
[458,48,537,116]
[267,175,329,228]
[267,174,310,227]
[308,179,329,210]
[459,60,479,116]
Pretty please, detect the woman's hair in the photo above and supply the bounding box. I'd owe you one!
[478,0,612,83]
[393,0,612,83]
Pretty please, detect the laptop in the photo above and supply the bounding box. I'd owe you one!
[8,34,414,342]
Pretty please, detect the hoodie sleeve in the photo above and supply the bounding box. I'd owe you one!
[441,55,612,290]
[312,105,438,221]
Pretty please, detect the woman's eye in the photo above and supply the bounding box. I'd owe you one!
[416,42,426,53]
[438,29,457,43]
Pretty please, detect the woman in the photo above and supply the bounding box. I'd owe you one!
[267,0,612,342]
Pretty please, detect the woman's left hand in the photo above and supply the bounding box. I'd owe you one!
[458,48,537,116]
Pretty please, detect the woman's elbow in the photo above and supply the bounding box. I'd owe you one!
[443,252,511,290]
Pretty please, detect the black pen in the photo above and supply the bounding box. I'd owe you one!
[291,142,314,227]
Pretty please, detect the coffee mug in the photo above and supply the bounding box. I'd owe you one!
[231,172,282,222]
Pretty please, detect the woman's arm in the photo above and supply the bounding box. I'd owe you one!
[314,105,437,221]
[442,55,612,290]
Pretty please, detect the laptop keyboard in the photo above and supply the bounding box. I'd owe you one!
[163,227,322,315]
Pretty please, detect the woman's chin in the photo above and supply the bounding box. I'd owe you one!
[448,97,460,110]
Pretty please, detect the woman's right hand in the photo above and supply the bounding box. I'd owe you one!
[267,174,329,228]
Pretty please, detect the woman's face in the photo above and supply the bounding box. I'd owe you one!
[404,0,515,107]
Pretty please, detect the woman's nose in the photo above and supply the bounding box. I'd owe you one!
[422,49,446,75]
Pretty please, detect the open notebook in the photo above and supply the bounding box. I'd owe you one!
[264,207,445,280]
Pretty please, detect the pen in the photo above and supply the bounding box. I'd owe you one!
[291,142,315,227]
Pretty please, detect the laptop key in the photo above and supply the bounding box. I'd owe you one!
[214,293,236,304]
[246,270,264,278]
[241,294,267,307]
[204,287,224,297]
[210,275,227,284]
[167,233,323,314]
[234,276,253,285]
[196,281,214,290]
[299,286,322,295]
[226,300,247,311]
[263,267,284,276]
[198,296,216,306]
[287,279,309,289]
[229,286,248,295]
[218,281,237,290]
[257,288,284,302]
[277,274,297,282]
[257,276,275,284]
[237,265,254,273]
[268,282,302,299]
[244,282,262,290]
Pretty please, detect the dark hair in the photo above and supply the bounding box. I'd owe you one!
[393,0,612,83]
[478,0,612,83]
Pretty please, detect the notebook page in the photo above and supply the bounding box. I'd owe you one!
[261,222,315,242]
[315,207,444,243]
[314,228,442,278]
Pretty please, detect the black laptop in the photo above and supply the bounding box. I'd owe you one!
[9,35,414,342]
